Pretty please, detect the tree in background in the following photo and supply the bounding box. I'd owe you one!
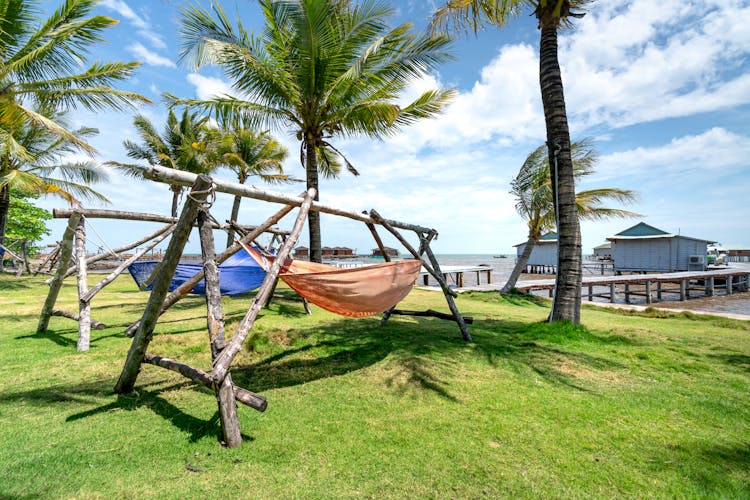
[6,190,52,257]
[109,110,213,217]
[500,140,639,293]
[174,0,455,262]
[213,126,291,248]
[0,107,110,271]
[432,0,593,323]
[0,0,149,263]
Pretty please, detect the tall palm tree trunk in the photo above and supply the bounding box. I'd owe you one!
[539,24,582,323]
[170,185,182,218]
[305,137,322,263]
[500,235,538,293]
[226,194,243,249]
[0,184,9,272]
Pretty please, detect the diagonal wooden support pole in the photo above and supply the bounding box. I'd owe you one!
[123,201,298,337]
[211,189,316,383]
[37,210,82,332]
[197,208,242,447]
[56,223,174,281]
[82,225,177,303]
[115,175,213,394]
[369,210,471,342]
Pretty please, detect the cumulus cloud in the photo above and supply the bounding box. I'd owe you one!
[127,43,175,68]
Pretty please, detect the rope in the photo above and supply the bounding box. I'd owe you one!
[187,183,216,209]
[82,215,119,258]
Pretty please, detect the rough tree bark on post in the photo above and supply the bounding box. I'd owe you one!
[115,175,214,394]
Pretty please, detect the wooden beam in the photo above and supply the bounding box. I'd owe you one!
[144,354,266,412]
[37,211,82,332]
[115,175,213,395]
[144,165,433,234]
[211,190,315,383]
[51,309,105,330]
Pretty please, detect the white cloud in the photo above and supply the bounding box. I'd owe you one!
[100,0,148,30]
[597,127,750,180]
[127,43,175,68]
[186,73,238,100]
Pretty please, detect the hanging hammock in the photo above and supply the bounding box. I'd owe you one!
[239,241,422,317]
[128,249,266,296]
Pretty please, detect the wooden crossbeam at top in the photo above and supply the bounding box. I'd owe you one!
[142,165,435,235]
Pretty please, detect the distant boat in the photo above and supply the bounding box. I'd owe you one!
[493,255,508,259]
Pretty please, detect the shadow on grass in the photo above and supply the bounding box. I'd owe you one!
[709,353,750,373]
[15,328,122,348]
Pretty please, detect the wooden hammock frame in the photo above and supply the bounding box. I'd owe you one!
[36,205,291,352]
[38,166,471,448]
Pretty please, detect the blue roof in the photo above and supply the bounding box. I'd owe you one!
[614,222,670,238]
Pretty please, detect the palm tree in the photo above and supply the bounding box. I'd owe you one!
[432,0,592,323]
[500,140,639,293]
[173,0,455,262]
[0,106,110,269]
[109,109,213,217]
[0,0,149,264]
[213,126,291,248]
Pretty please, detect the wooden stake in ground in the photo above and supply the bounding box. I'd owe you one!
[114,175,214,394]
[197,208,242,447]
[37,211,82,332]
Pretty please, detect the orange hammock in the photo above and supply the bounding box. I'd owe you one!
[239,241,422,317]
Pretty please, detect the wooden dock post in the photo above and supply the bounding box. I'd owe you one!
[706,277,715,297]
[645,281,652,305]
[115,175,213,395]
[587,285,593,301]
[609,283,616,303]
[657,282,662,301]
[680,280,687,300]
[624,283,631,304]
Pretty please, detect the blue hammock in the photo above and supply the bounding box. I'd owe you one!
[128,250,266,296]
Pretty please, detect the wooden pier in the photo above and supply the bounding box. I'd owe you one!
[460,268,750,306]
[420,265,492,288]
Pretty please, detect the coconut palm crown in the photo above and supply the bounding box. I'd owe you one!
[171,0,456,262]
[500,139,640,293]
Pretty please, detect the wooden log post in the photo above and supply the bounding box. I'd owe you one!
[211,190,315,384]
[123,202,298,337]
[75,218,92,351]
[197,208,242,448]
[115,175,214,395]
[657,282,663,301]
[588,285,593,302]
[624,283,631,304]
[727,276,733,295]
[680,280,687,300]
[609,283,616,303]
[645,281,652,305]
[369,210,471,342]
[706,277,715,297]
[37,211,82,332]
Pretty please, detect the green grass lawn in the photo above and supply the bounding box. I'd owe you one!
[1,272,749,498]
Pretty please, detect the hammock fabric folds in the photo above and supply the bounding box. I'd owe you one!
[128,249,266,296]
[239,242,422,317]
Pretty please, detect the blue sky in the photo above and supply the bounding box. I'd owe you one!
[37,0,750,255]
